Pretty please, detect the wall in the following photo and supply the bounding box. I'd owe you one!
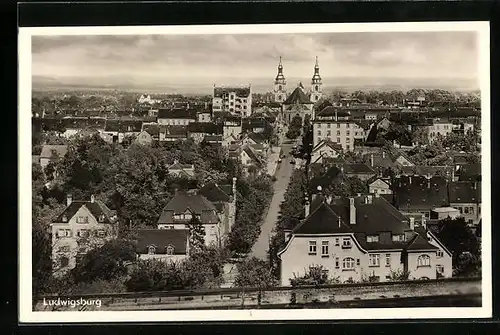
[138,253,187,263]
[158,223,220,246]
[407,251,438,280]
[450,202,481,225]
[158,118,194,126]
[313,121,365,151]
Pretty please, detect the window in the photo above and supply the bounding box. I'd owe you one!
[356,259,360,266]
[369,254,380,267]
[458,207,463,214]
[337,124,340,128]
[57,229,71,238]
[464,207,469,214]
[59,245,70,253]
[327,130,331,136]
[392,234,406,242]
[367,235,379,243]
[346,131,350,136]
[417,254,431,267]
[346,145,350,150]
[335,238,339,246]
[99,215,105,222]
[148,246,156,255]
[327,123,331,128]
[470,207,474,214]
[342,257,355,270]
[309,241,317,255]
[436,250,444,258]
[335,257,340,268]
[76,216,89,224]
[342,237,352,249]
[346,138,350,142]
[166,245,175,255]
[321,241,329,257]
[385,254,391,267]
[436,265,444,273]
[336,137,340,143]
[97,230,106,238]
[317,130,322,136]
[337,131,341,136]
[77,230,89,238]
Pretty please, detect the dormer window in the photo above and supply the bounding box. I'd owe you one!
[367,235,379,243]
[76,216,89,224]
[166,245,175,255]
[99,215,105,222]
[62,216,68,223]
[148,245,156,255]
[342,237,352,249]
[392,234,406,242]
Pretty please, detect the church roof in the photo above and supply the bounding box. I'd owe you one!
[283,86,313,105]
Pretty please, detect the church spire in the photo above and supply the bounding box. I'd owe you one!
[275,56,285,83]
[273,56,286,103]
[310,56,322,103]
[312,56,321,81]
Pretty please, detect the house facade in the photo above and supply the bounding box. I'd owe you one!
[212,85,252,117]
[278,194,451,286]
[135,229,189,263]
[157,108,197,126]
[51,195,118,276]
[40,145,68,170]
[310,140,342,164]
[313,107,367,151]
[157,191,224,247]
[199,178,237,234]
[448,181,482,226]
[368,177,392,195]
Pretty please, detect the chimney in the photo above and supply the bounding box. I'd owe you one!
[66,194,72,206]
[375,192,380,198]
[473,182,477,190]
[349,197,356,225]
[409,217,415,230]
[366,195,373,204]
[422,217,427,230]
[409,176,412,185]
[326,195,333,204]
[232,177,237,202]
[304,196,310,218]
[382,151,386,159]
[370,154,374,167]
[90,194,95,203]
[427,179,431,189]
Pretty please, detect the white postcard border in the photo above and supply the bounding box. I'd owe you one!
[19,21,491,323]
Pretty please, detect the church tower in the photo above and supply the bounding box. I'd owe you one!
[273,57,287,103]
[310,56,322,102]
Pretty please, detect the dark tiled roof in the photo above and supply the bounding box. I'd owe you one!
[343,163,376,175]
[219,184,234,197]
[312,140,343,153]
[354,120,373,131]
[316,107,350,118]
[62,117,106,130]
[162,125,188,135]
[199,182,231,203]
[242,118,269,131]
[247,132,268,144]
[158,192,218,225]
[104,119,143,132]
[309,166,342,193]
[135,229,188,255]
[283,87,313,105]
[363,152,394,169]
[293,202,352,234]
[158,108,197,120]
[142,124,160,136]
[242,146,263,166]
[392,176,449,211]
[204,135,223,142]
[399,165,454,178]
[54,200,116,224]
[213,86,251,98]
[406,233,439,251]
[457,163,481,181]
[188,122,223,134]
[40,145,68,159]
[448,181,481,203]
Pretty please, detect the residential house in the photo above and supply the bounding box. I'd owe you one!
[204,134,223,146]
[187,122,223,144]
[398,165,455,182]
[278,194,451,286]
[222,133,239,148]
[430,207,461,220]
[168,160,195,179]
[199,178,237,234]
[242,132,270,156]
[212,85,252,117]
[455,163,481,182]
[159,125,188,142]
[222,116,242,139]
[40,144,68,170]
[101,119,143,144]
[157,108,197,126]
[51,194,118,276]
[448,181,481,226]
[313,107,366,151]
[61,117,106,139]
[377,117,391,130]
[390,175,449,219]
[134,130,154,145]
[426,118,453,142]
[240,145,264,173]
[392,151,415,167]
[135,229,189,263]
[197,109,213,123]
[242,118,269,134]
[310,140,343,165]
[341,163,376,181]
[157,191,224,247]
[367,176,392,195]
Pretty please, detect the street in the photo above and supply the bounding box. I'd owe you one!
[250,140,296,260]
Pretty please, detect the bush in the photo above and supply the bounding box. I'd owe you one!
[289,265,340,287]
[387,269,411,282]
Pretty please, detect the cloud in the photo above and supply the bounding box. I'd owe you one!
[31,31,479,84]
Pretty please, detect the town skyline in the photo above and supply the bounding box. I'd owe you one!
[32,31,479,93]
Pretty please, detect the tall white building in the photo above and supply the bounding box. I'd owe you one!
[313,106,368,151]
[212,85,252,117]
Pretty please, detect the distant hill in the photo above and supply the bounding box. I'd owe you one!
[32,75,479,94]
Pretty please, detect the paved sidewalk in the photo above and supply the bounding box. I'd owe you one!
[266,146,282,176]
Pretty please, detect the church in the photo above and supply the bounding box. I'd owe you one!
[273,56,323,123]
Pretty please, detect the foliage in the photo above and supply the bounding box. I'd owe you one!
[187,215,206,254]
[289,265,340,287]
[71,239,137,283]
[234,257,278,288]
[387,268,411,282]
[228,175,273,254]
[278,168,307,222]
[433,217,481,276]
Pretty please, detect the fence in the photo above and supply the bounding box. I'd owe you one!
[35,277,481,311]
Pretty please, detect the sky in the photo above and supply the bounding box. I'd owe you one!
[32,31,479,91]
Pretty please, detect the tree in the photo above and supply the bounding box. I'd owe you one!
[234,257,277,288]
[71,238,137,284]
[290,265,340,287]
[187,215,206,254]
[433,217,481,276]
